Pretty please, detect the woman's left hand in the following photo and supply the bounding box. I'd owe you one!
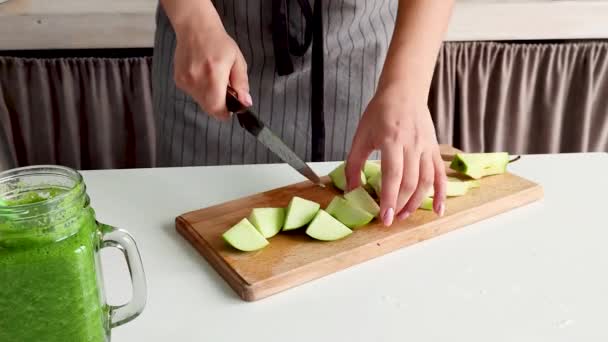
[345,85,447,226]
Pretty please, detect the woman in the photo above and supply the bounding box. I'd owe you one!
[152,0,453,226]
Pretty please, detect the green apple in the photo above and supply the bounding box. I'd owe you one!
[344,186,380,217]
[424,177,481,198]
[449,152,509,179]
[305,210,353,241]
[363,161,381,180]
[328,162,366,191]
[367,172,382,197]
[325,196,374,228]
[222,218,269,252]
[248,207,285,238]
[283,196,321,231]
[419,197,434,211]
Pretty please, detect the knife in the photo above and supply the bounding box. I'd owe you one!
[226,86,324,187]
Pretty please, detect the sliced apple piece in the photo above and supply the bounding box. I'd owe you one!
[283,196,321,231]
[328,162,366,191]
[419,197,434,211]
[248,207,285,238]
[345,187,380,217]
[305,210,353,241]
[326,196,374,228]
[363,161,381,180]
[222,218,269,252]
[367,172,382,197]
[449,152,509,179]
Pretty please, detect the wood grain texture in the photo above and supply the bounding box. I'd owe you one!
[176,146,543,301]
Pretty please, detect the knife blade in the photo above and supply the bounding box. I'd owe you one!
[226,86,324,186]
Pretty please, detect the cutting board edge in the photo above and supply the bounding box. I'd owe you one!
[176,216,255,301]
[177,181,543,302]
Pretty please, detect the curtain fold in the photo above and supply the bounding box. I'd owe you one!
[429,40,608,154]
[1,40,607,171]
[0,56,155,171]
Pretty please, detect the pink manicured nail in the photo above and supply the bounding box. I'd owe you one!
[398,211,411,221]
[383,208,394,226]
[439,202,446,217]
[244,93,253,106]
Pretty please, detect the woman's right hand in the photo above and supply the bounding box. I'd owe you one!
[168,1,251,120]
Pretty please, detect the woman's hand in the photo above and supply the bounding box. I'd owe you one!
[345,85,447,226]
[166,1,251,120]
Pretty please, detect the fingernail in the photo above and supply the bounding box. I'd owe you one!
[398,211,411,221]
[439,202,446,217]
[243,93,253,106]
[383,208,394,226]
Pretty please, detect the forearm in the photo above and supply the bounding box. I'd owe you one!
[378,0,454,101]
[160,0,224,34]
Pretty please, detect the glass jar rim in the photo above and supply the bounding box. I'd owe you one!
[0,165,84,211]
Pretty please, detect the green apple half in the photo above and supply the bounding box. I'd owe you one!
[370,174,476,198]
[222,218,269,252]
[345,186,380,217]
[248,207,286,238]
[329,162,366,191]
[326,196,374,228]
[305,209,353,241]
[283,196,321,231]
[449,152,509,179]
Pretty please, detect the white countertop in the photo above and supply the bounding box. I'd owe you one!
[83,152,607,341]
[1,0,608,50]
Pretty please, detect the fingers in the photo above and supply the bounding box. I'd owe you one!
[394,147,420,216]
[432,150,447,216]
[345,132,373,191]
[398,151,434,220]
[379,144,404,227]
[230,54,252,107]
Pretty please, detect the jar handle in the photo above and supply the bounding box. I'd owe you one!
[100,224,147,328]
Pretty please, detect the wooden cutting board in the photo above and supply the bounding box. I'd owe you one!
[176,145,543,301]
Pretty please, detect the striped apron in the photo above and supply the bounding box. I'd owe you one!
[152,0,397,166]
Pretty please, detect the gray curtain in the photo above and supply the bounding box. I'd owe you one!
[429,40,608,154]
[1,40,607,171]
[0,56,155,171]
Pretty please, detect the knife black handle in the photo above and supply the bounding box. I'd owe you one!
[226,86,248,114]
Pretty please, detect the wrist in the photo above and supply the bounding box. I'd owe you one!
[161,0,224,37]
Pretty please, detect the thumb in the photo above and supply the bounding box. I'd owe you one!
[230,54,252,107]
[345,133,373,191]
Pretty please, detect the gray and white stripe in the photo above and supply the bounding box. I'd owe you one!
[152,0,396,167]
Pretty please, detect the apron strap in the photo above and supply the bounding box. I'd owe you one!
[271,0,325,161]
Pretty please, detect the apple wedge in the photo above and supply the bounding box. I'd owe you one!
[345,186,380,217]
[449,152,509,179]
[367,172,381,197]
[419,197,434,211]
[328,162,366,191]
[283,196,321,231]
[363,161,381,180]
[326,196,374,228]
[305,210,353,241]
[249,207,285,238]
[222,218,269,252]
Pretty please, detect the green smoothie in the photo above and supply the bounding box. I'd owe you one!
[0,188,108,342]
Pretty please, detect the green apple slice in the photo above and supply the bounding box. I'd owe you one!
[449,152,509,179]
[363,161,381,180]
[305,210,353,241]
[345,186,380,217]
[419,197,434,211]
[325,196,374,228]
[283,196,321,231]
[425,177,482,198]
[222,218,269,252]
[367,172,382,197]
[328,162,366,191]
[248,207,285,238]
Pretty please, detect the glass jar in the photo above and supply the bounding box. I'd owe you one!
[0,165,146,342]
